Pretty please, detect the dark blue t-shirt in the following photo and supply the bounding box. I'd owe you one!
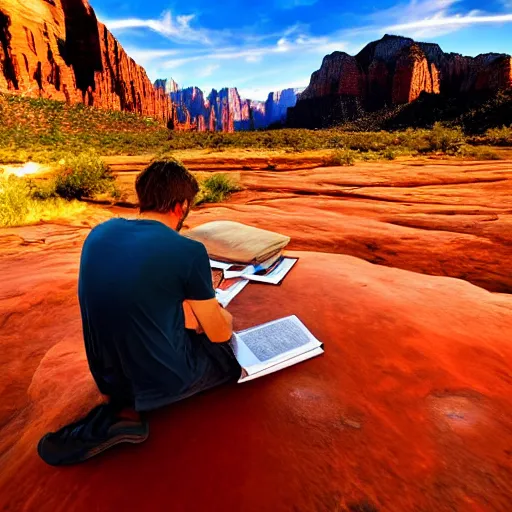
[78,218,216,411]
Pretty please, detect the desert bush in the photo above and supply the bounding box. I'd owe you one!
[0,172,85,227]
[195,173,242,205]
[423,123,464,153]
[382,147,396,160]
[325,149,356,166]
[484,126,512,146]
[0,93,508,164]
[456,145,503,160]
[53,152,119,200]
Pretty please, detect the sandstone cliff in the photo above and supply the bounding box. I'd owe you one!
[154,78,179,96]
[250,99,266,129]
[165,83,302,131]
[2,154,512,508]
[288,34,512,128]
[0,0,174,122]
[265,88,302,126]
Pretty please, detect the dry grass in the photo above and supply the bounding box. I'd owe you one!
[0,172,86,227]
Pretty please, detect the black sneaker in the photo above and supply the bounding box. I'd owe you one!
[37,403,149,466]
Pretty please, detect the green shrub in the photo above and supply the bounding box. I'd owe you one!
[457,145,503,160]
[0,172,85,226]
[484,126,512,146]
[383,147,396,160]
[54,152,119,200]
[325,149,356,166]
[0,173,31,226]
[196,173,242,205]
[424,123,464,153]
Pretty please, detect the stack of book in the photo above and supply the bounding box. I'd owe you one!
[211,252,298,307]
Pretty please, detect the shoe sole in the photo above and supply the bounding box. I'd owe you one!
[38,429,149,466]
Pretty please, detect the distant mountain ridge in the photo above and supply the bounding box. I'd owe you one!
[155,81,303,131]
[288,34,512,128]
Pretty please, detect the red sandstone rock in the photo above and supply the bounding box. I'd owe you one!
[392,44,438,104]
[300,52,364,100]
[102,155,512,294]
[1,243,512,511]
[168,85,302,132]
[169,86,242,132]
[1,155,512,509]
[0,0,174,121]
[294,34,512,121]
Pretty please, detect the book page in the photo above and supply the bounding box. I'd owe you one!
[243,258,297,285]
[209,259,233,270]
[238,346,324,383]
[215,279,249,308]
[224,258,297,284]
[238,316,312,361]
[232,316,322,375]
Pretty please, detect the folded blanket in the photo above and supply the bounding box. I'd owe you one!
[185,221,290,264]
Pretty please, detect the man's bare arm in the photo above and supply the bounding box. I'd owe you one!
[185,299,233,343]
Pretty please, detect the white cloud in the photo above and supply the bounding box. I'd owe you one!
[246,55,263,63]
[160,32,346,70]
[196,64,220,78]
[386,13,512,32]
[238,80,308,101]
[104,10,212,44]
[276,0,319,9]
[365,0,512,38]
[104,0,512,101]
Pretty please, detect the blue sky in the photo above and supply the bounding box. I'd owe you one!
[93,0,512,100]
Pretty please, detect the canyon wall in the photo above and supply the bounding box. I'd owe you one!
[166,83,302,131]
[154,78,179,96]
[169,86,246,132]
[288,34,512,128]
[0,0,174,122]
[265,88,303,126]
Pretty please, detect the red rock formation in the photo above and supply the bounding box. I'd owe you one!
[0,0,173,122]
[173,104,198,132]
[1,241,512,511]
[197,114,206,132]
[289,34,512,128]
[367,60,390,108]
[392,44,439,104]
[154,78,179,95]
[208,105,216,132]
[1,156,512,509]
[300,52,364,99]
[475,55,512,91]
[169,85,254,132]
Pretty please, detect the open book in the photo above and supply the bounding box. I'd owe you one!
[231,316,324,383]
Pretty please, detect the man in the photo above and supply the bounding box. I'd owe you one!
[38,160,241,466]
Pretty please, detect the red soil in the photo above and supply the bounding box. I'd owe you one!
[113,158,512,293]
[1,159,512,511]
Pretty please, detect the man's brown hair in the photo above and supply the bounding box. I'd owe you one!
[135,159,199,213]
